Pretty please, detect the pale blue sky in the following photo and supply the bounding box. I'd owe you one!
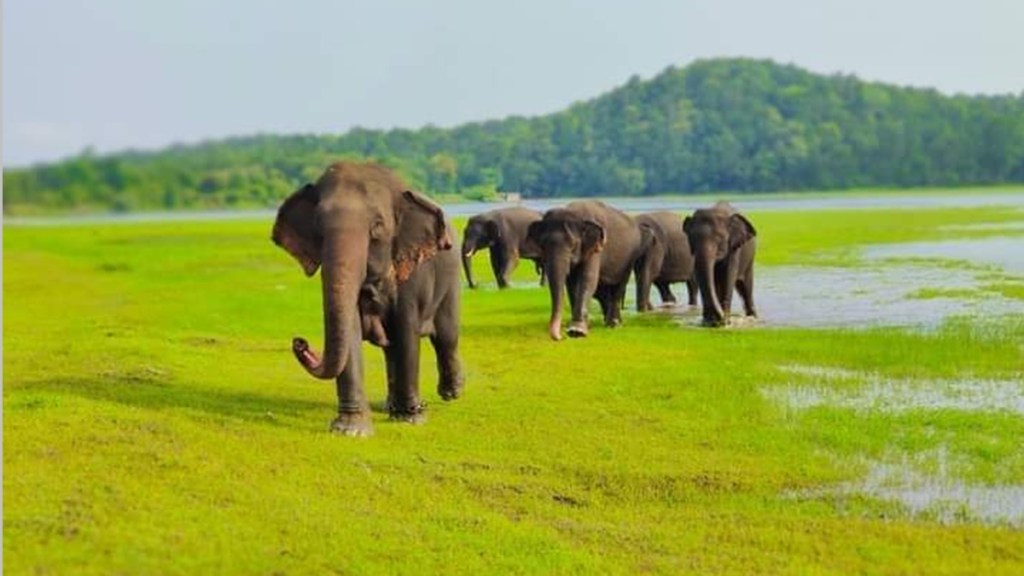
[4,0,1022,167]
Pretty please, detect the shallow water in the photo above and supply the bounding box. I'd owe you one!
[865,236,1024,274]
[792,451,1024,527]
[770,369,1024,526]
[769,365,1024,415]
[664,262,1023,330]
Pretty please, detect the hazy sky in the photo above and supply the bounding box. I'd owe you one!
[4,0,1022,167]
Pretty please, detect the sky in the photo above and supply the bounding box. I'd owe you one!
[3,0,1023,167]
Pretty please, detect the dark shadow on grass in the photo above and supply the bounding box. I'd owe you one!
[18,373,328,426]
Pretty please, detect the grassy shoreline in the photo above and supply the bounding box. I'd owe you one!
[4,201,1024,574]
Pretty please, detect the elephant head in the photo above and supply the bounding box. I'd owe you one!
[682,202,756,326]
[272,163,451,379]
[460,217,500,288]
[525,211,606,340]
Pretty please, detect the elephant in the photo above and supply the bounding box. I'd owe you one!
[682,202,757,327]
[461,207,545,289]
[634,211,698,312]
[271,162,464,436]
[525,200,646,340]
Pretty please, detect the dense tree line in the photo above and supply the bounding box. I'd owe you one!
[5,58,1024,213]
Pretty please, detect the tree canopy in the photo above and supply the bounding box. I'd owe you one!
[5,58,1024,213]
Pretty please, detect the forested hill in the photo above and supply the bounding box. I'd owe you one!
[5,58,1024,214]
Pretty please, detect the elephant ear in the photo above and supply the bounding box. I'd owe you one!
[485,219,501,242]
[393,190,452,283]
[682,216,693,234]
[579,219,606,257]
[728,213,757,252]
[272,183,322,276]
[523,220,545,256]
[638,221,658,252]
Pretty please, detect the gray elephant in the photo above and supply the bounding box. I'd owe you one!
[461,207,544,288]
[525,200,645,340]
[682,202,757,326]
[272,162,463,436]
[634,211,698,311]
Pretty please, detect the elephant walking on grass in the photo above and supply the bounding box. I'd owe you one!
[634,211,698,311]
[461,207,545,289]
[272,162,463,436]
[683,202,757,326]
[526,200,645,340]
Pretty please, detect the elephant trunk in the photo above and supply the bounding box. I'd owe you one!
[292,228,368,379]
[462,248,477,288]
[697,248,725,325]
[546,256,569,341]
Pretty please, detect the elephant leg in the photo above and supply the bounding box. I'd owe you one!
[595,285,612,323]
[737,264,757,317]
[534,260,546,286]
[501,249,520,288]
[431,292,464,401]
[331,331,373,437]
[568,258,600,337]
[655,281,677,306]
[386,314,425,424]
[635,261,652,312]
[716,258,740,321]
[606,282,628,327]
[489,245,509,289]
[686,278,699,306]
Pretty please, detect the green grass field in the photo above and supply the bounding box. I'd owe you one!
[4,198,1024,574]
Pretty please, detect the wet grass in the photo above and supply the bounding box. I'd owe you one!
[4,201,1024,574]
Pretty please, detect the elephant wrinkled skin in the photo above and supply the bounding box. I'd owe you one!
[272,162,464,435]
[461,207,544,289]
[683,202,757,327]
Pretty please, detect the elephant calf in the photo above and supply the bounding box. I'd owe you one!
[461,206,544,289]
[526,200,645,340]
[272,162,464,436]
[683,202,757,326]
[634,211,698,311]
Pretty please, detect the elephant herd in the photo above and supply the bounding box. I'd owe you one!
[272,162,758,435]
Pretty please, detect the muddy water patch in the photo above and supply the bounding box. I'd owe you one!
[768,365,1024,415]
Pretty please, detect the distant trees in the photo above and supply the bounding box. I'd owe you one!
[5,58,1024,213]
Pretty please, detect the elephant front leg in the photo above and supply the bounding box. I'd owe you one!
[430,294,464,401]
[715,258,740,323]
[604,282,627,327]
[331,336,373,437]
[385,321,426,424]
[567,260,599,338]
[489,245,509,289]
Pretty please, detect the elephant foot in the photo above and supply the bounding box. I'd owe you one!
[389,402,427,425]
[330,413,374,437]
[701,317,728,328]
[566,322,589,338]
[604,317,622,328]
[438,377,464,401]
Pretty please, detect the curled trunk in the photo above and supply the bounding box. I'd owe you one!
[292,229,368,379]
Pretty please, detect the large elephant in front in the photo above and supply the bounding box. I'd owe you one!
[461,207,544,288]
[272,162,463,436]
[525,200,645,340]
[634,211,697,311]
[683,202,757,327]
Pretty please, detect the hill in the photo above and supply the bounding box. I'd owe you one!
[4,58,1024,213]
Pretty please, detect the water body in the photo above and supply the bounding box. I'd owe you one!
[865,236,1024,274]
[7,190,1024,226]
[770,368,1024,526]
